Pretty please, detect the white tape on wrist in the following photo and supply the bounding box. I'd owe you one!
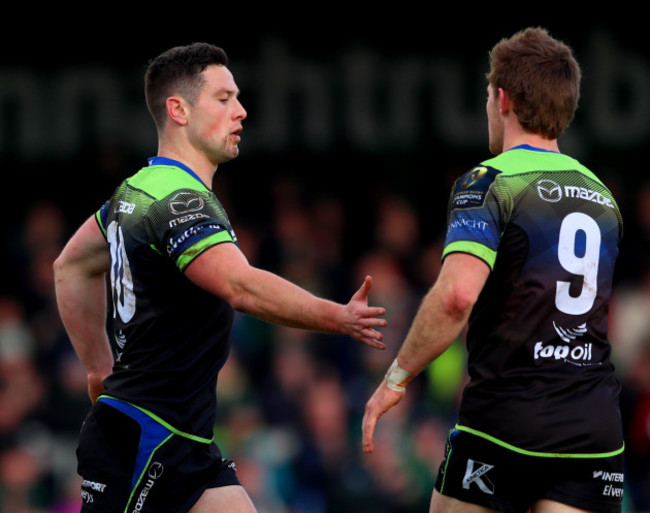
[384,358,412,392]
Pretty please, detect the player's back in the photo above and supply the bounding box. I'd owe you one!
[445,145,624,455]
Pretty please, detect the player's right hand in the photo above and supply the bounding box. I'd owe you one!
[361,381,405,453]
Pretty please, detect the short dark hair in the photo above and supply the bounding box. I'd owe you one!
[487,27,581,140]
[144,42,229,132]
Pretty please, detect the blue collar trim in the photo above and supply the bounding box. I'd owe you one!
[148,156,204,185]
[509,144,558,154]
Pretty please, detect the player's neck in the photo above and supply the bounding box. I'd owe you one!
[502,125,559,153]
[157,141,217,188]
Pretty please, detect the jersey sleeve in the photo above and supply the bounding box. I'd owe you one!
[442,165,508,269]
[95,201,110,240]
[146,189,236,272]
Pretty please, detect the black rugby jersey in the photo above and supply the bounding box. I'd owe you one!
[96,157,236,438]
[443,145,624,456]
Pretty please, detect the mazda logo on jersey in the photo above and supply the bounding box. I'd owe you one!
[537,180,562,202]
[169,192,205,215]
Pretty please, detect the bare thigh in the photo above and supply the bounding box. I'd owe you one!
[188,485,257,513]
[429,490,501,513]
[430,491,603,513]
[532,499,601,513]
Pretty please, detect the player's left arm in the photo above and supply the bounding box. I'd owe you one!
[54,215,113,404]
[362,252,490,453]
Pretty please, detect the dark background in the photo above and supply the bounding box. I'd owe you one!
[4,14,649,279]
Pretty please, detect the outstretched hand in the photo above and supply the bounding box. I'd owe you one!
[343,275,387,349]
[361,381,404,453]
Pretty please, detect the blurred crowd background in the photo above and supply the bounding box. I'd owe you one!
[1,15,650,513]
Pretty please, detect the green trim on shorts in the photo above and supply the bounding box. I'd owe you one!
[456,424,625,458]
[99,395,214,444]
[123,432,173,513]
[438,430,456,493]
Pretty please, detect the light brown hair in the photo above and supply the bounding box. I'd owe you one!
[487,27,581,139]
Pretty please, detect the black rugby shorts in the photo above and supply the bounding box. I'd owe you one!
[76,396,239,513]
[435,429,624,513]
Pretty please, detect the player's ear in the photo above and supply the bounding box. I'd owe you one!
[166,96,189,126]
[498,88,511,115]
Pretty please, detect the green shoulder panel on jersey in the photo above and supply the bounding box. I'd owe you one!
[481,147,622,232]
[126,164,210,199]
[482,147,598,182]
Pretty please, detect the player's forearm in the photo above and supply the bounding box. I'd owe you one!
[230,267,342,333]
[185,243,384,344]
[53,216,113,379]
[396,277,473,376]
[54,264,113,378]
[395,253,488,377]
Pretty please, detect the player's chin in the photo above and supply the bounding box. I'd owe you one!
[228,144,241,158]
[216,148,240,163]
